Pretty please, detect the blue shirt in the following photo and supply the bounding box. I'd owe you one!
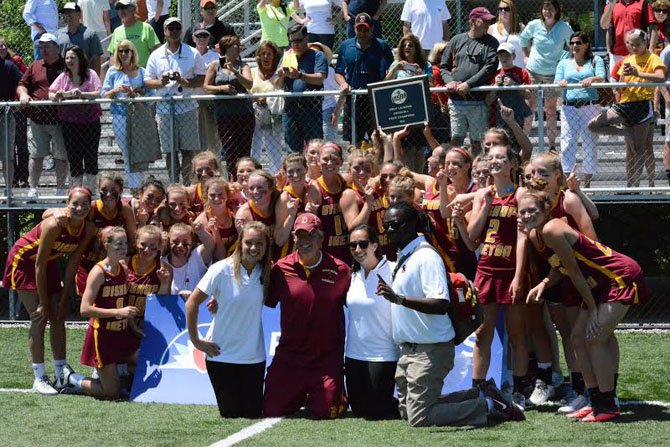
[346,0,381,15]
[335,37,394,89]
[519,19,573,76]
[0,59,23,101]
[101,66,146,116]
[555,56,605,103]
[284,48,328,94]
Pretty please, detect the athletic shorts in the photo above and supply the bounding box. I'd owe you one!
[527,70,561,99]
[3,248,62,294]
[588,267,651,308]
[263,356,347,420]
[612,100,654,127]
[80,323,140,368]
[474,269,515,305]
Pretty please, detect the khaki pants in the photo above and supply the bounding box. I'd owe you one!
[396,341,488,427]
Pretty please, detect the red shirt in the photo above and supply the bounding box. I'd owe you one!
[267,251,351,368]
[607,0,656,56]
[18,58,65,124]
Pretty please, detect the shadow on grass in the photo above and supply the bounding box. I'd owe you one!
[617,404,670,423]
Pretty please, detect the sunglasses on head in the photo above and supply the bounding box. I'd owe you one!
[348,240,370,250]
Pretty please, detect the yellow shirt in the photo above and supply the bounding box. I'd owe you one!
[617,53,666,103]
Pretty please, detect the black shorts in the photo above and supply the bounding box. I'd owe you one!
[612,100,653,127]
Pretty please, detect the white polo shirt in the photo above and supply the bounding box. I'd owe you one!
[391,235,455,344]
[145,42,206,115]
[400,0,452,51]
[345,256,400,362]
[196,257,266,364]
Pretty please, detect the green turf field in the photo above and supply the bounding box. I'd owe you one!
[1,327,669,447]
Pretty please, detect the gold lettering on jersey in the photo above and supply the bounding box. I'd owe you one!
[328,235,348,247]
[423,198,440,211]
[128,283,160,295]
[320,203,341,216]
[101,284,128,298]
[105,319,128,331]
[489,204,517,218]
[51,241,79,254]
[480,243,513,258]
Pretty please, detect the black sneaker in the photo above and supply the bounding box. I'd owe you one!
[480,379,526,422]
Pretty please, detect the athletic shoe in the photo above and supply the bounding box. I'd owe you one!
[580,410,620,422]
[27,188,38,200]
[45,157,54,171]
[512,392,527,411]
[32,376,58,395]
[61,363,76,387]
[559,389,577,406]
[566,406,593,419]
[59,385,84,395]
[558,394,588,414]
[552,371,565,388]
[478,379,526,422]
[529,379,555,405]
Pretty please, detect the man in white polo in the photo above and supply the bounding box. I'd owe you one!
[377,202,525,427]
[145,17,206,184]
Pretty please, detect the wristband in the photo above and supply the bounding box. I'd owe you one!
[396,295,406,306]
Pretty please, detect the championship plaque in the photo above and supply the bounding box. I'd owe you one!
[367,75,431,132]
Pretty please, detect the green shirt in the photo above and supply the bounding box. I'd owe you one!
[108,21,160,68]
[257,3,296,48]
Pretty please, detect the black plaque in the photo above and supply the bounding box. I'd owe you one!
[367,75,431,132]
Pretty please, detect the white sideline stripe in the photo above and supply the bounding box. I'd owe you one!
[0,388,34,393]
[209,417,283,447]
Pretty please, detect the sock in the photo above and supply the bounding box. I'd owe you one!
[472,378,485,389]
[69,373,85,389]
[537,363,552,384]
[32,363,47,380]
[54,359,66,379]
[598,390,617,412]
[571,372,585,396]
[587,387,600,410]
[485,397,494,412]
[117,364,129,376]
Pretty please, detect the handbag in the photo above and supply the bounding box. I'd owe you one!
[267,95,285,115]
[127,101,161,172]
[592,56,615,107]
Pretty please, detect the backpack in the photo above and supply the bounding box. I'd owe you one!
[447,272,483,345]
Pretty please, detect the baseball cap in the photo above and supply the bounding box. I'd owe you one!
[497,42,515,55]
[469,7,495,21]
[354,13,372,29]
[164,17,182,28]
[61,2,81,12]
[293,213,322,234]
[38,33,58,44]
[115,0,137,8]
[192,24,211,37]
[200,0,216,7]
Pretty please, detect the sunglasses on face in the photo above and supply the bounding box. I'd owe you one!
[118,48,132,54]
[498,6,511,11]
[167,26,182,31]
[348,240,370,249]
[194,33,209,38]
[382,220,406,231]
[289,38,305,44]
[569,41,584,46]
[654,8,668,13]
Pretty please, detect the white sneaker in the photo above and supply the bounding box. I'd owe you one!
[27,188,39,200]
[529,379,555,405]
[32,376,58,395]
[558,393,587,414]
[511,391,526,411]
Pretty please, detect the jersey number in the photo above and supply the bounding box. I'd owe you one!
[484,219,500,244]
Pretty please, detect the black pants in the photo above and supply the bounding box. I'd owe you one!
[345,357,399,419]
[62,121,101,178]
[343,95,373,146]
[206,360,265,418]
[13,108,29,184]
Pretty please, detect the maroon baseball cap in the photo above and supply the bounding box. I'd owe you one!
[354,13,372,29]
[469,7,495,21]
[293,213,322,234]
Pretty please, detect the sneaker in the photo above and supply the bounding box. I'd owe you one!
[45,157,55,171]
[559,389,577,406]
[552,371,565,388]
[566,406,593,419]
[580,410,620,422]
[61,363,76,387]
[27,188,39,200]
[32,376,58,395]
[558,394,588,414]
[529,379,555,405]
[490,398,526,422]
[512,392,527,411]
[59,385,84,395]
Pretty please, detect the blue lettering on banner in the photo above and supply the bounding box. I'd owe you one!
[130,294,504,405]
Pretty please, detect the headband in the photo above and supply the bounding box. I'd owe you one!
[68,186,92,199]
[450,147,472,163]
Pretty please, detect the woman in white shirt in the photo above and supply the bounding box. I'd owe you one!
[298,0,342,49]
[186,221,272,418]
[345,223,399,419]
[488,0,525,68]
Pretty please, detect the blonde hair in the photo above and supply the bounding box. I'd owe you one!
[137,224,161,241]
[347,148,377,174]
[168,222,194,239]
[427,41,449,65]
[532,151,566,188]
[232,221,272,297]
[283,153,308,171]
[389,168,415,198]
[191,151,221,182]
[113,40,139,71]
[98,172,124,191]
[167,184,189,201]
[204,177,230,207]
[100,226,127,246]
[519,190,552,213]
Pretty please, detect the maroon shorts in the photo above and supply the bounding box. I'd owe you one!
[589,269,651,308]
[263,356,346,419]
[475,269,515,305]
[80,321,140,368]
[3,251,62,295]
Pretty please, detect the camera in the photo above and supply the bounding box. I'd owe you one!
[168,71,180,81]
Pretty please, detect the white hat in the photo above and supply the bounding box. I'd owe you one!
[115,0,137,8]
[497,42,515,55]
[38,33,58,44]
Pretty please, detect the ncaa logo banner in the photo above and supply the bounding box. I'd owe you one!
[130,295,503,404]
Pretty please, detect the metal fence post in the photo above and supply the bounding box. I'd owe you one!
[3,105,10,201]
[351,91,356,145]
[169,98,177,183]
[536,87,545,153]
[4,104,18,320]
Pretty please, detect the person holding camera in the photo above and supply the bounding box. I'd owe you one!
[145,17,207,185]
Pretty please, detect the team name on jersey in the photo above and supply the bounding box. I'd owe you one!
[105,319,128,331]
[102,283,128,298]
[480,243,513,258]
[423,198,440,211]
[488,204,517,218]
[321,203,341,216]
[52,241,79,254]
[128,283,159,295]
[328,235,348,247]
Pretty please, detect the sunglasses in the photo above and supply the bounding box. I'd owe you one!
[194,33,209,38]
[118,48,132,54]
[498,6,511,11]
[569,41,584,46]
[167,26,182,31]
[654,8,668,13]
[382,220,406,231]
[348,240,370,250]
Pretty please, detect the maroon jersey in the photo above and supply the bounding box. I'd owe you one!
[89,262,130,332]
[275,184,308,260]
[205,208,238,257]
[349,185,394,260]
[190,183,205,215]
[127,255,161,318]
[539,231,649,306]
[3,219,86,290]
[315,176,351,264]
[422,183,477,277]
[477,189,518,274]
[549,189,578,228]
[267,251,351,367]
